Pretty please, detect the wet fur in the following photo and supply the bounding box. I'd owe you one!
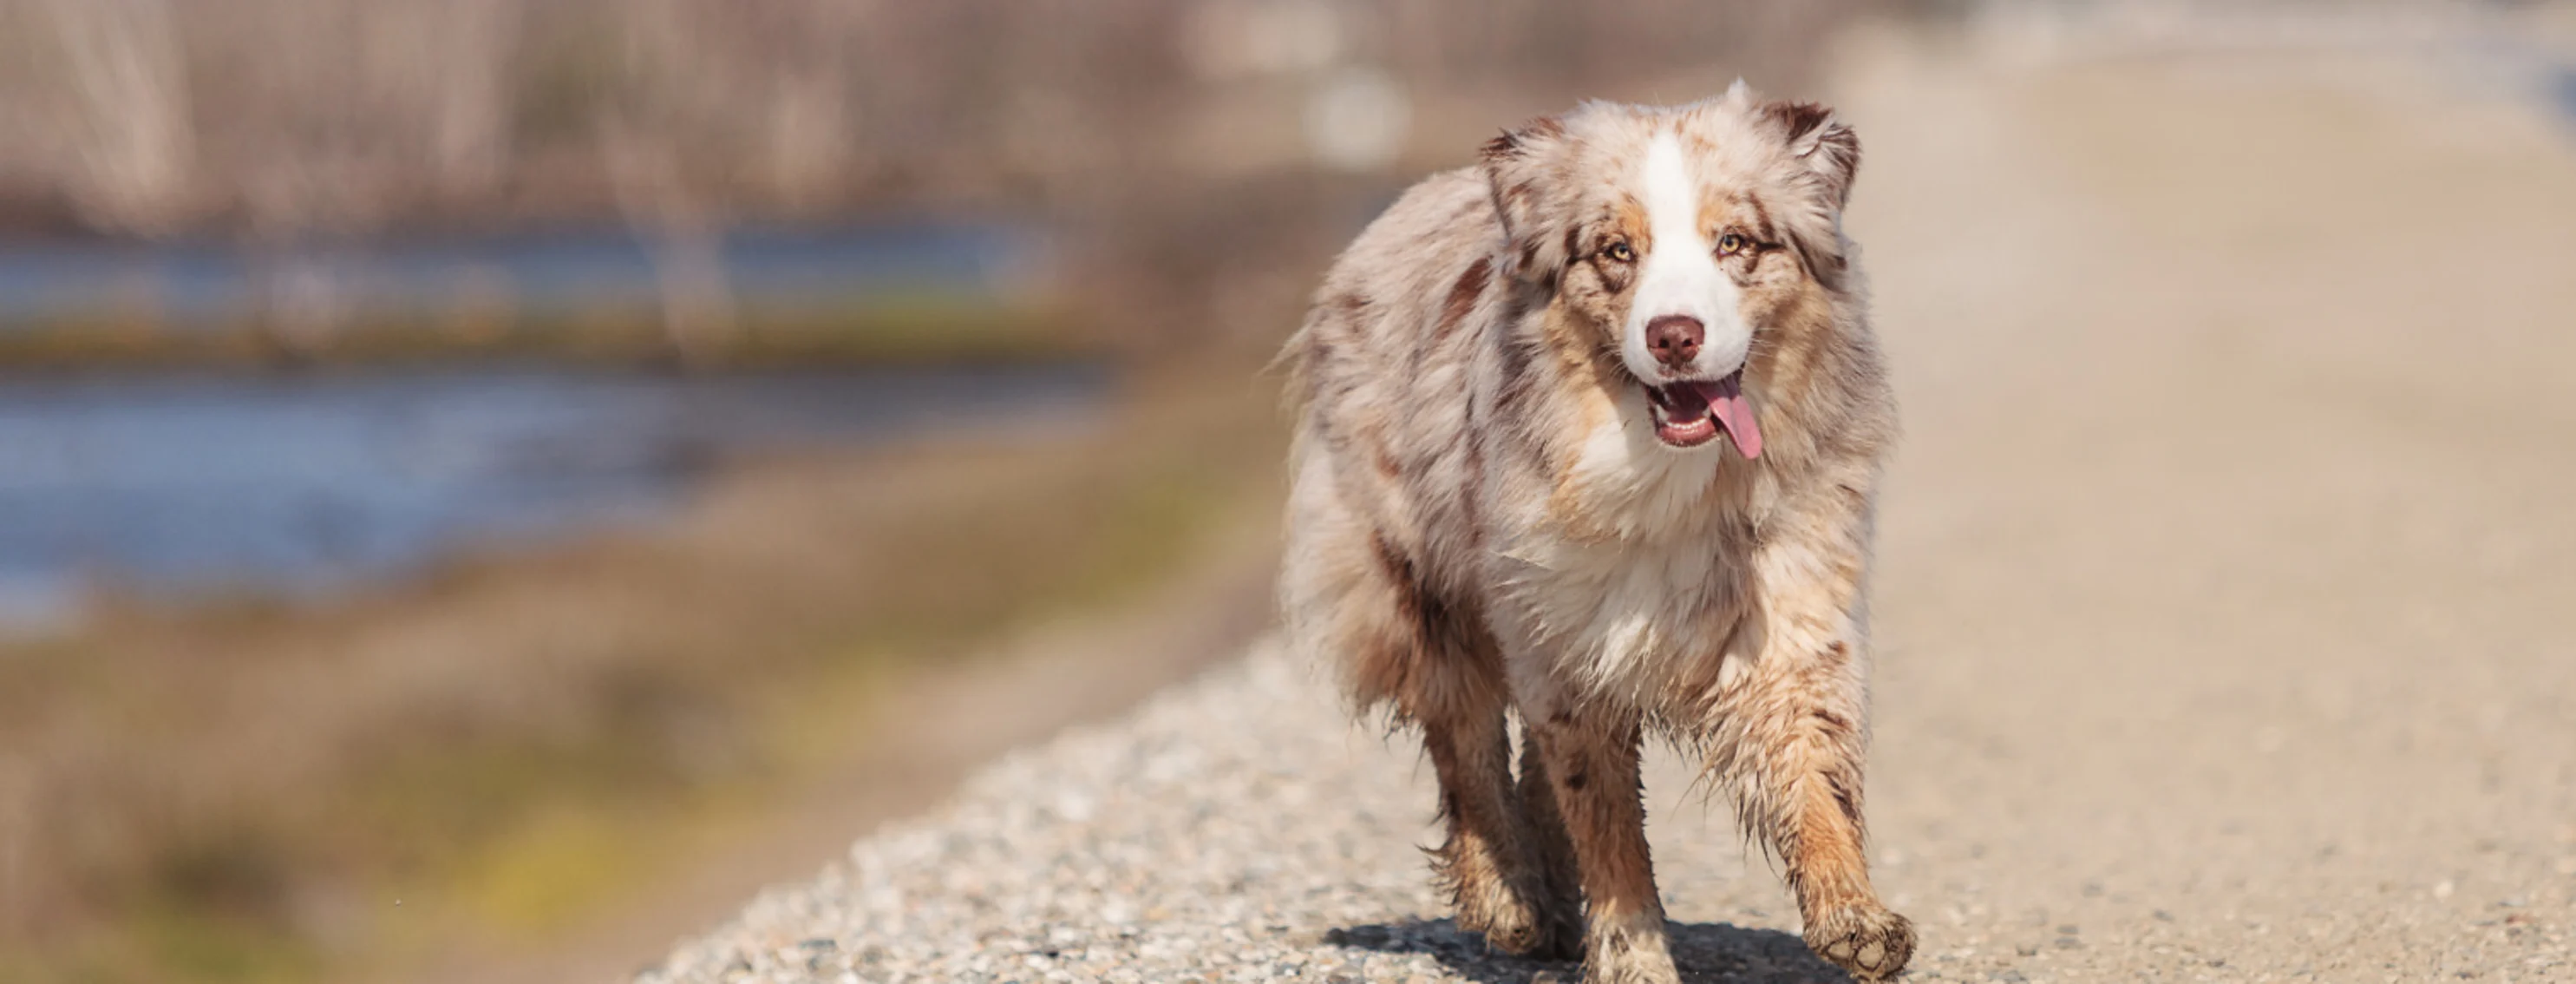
[1279,86,1912,981]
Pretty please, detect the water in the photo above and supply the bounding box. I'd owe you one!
[0,364,1108,626]
[0,223,1048,325]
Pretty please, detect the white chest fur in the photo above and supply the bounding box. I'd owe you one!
[1487,412,1769,707]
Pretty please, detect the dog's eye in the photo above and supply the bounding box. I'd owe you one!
[1603,242,1635,264]
[1717,233,1750,255]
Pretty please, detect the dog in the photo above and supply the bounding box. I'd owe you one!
[1278,83,1911,983]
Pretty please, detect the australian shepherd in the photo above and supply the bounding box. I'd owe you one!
[1278,84,1911,982]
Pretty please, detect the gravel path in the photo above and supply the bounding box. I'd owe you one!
[637,645,1856,984]
[642,18,2576,984]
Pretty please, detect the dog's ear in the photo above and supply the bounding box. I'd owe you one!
[1764,100,1860,211]
[1481,115,1573,285]
[1761,100,1860,292]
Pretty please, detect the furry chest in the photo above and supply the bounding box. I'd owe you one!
[1491,524,1757,704]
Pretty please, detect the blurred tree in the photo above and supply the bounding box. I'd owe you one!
[42,0,195,236]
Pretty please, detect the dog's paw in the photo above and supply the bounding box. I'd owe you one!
[1804,903,1915,981]
[1455,887,1563,959]
[1579,923,1683,984]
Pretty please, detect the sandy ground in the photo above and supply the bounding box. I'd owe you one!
[642,21,2576,984]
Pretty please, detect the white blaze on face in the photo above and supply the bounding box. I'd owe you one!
[1621,131,1749,383]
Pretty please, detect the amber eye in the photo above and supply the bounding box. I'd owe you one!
[1716,233,1750,255]
[1603,241,1635,263]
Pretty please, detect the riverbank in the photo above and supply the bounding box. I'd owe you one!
[0,368,1287,984]
[0,298,1086,374]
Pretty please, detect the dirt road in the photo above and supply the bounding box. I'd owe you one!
[643,20,2576,984]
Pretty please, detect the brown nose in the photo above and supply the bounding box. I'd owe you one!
[1645,315,1703,370]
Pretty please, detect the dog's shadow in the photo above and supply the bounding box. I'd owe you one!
[1324,918,1857,984]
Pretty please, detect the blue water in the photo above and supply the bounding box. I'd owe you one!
[0,364,1107,625]
[0,223,1046,324]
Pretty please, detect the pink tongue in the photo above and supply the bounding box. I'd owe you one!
[1688,377,1763,459]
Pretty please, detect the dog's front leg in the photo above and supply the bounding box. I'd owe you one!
[1708,493,1915,981]
[1725,644,1912,981]
[1525,707,1679,984]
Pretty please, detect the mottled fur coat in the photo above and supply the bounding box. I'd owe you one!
[1278,84,1912,983]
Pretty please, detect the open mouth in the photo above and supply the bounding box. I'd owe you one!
[1643,371,1762,457]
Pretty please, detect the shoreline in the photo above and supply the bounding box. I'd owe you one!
[0,371,1287,984]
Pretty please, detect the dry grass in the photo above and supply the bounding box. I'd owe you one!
[0,367,1288,984]
[0,0,1872,239]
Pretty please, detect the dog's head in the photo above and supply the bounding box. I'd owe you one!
[1482,83,1860,457]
